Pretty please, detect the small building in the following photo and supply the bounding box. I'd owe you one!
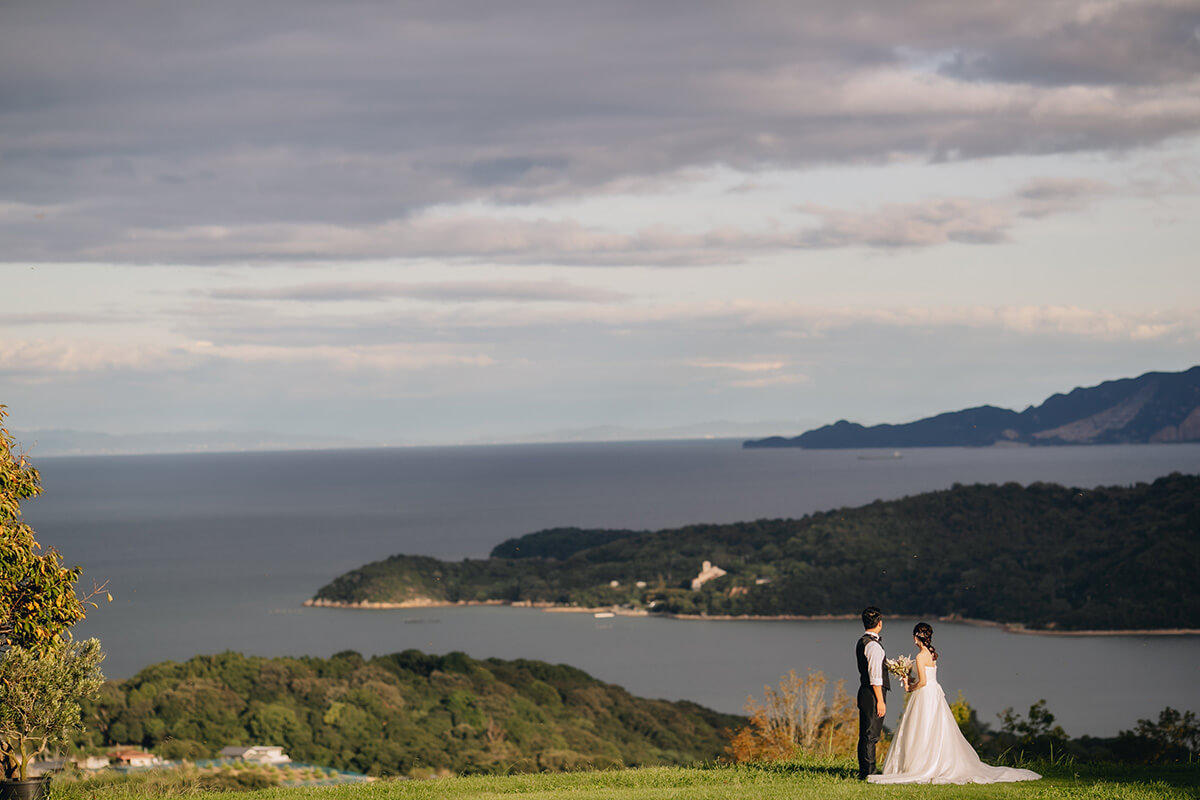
[691,560,727,591]
[221,745,292,764]
[76,755,112,771]
[109,749,159,768]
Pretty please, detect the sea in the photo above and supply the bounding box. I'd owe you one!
[23,439,1200,737]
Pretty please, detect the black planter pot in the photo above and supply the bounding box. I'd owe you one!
[0,777,51,800]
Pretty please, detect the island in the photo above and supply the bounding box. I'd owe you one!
[310,473,1200,632]
[744,365,1200,448]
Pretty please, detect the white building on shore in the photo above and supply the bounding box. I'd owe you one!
[691,560,727,591]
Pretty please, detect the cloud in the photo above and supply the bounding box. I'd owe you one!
[498,302,1200,344]
[161,299,1200,362]
[1015,177,1110,217]
[22,177,1106,266]
[936,0,1200,87]
[0,339,183,375]
[179,341,496,372]
[759,304,1200,342]
[206,280,630,304]
[1,1,1197,264]
[687,360,788,373]
[0,336,496,378]
[0,311,125,326]
[729,373,810,389]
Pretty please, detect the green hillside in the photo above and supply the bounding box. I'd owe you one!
[314,473,1200,631]
[77,650,741,778]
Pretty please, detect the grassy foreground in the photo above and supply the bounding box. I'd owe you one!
[48,759,1200,800]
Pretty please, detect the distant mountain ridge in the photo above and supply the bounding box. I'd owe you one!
[744,366,1200,449]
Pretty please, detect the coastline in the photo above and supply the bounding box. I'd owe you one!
[303,599,1200,636]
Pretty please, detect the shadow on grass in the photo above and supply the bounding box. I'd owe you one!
[1041,760,1200,790]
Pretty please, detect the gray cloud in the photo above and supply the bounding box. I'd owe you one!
[938,1,1200,87]
[0,310,123,325]
[18,177,1102,265]
[1,1,1197,264]
[153,299,1200,357]
[206,280,630,303]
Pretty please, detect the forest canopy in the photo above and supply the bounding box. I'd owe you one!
[79,650,741,778]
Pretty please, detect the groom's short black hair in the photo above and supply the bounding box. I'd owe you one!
[862,606,882,629]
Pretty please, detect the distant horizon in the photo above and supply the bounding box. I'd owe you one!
[10,420,804,458]
[13,362,1198,457]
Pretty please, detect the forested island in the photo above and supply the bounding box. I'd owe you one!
[77,650,741,777]
[744,365,1200,448]
[312,473,1200,632]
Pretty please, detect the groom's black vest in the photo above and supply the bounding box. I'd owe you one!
[856,633,890,692]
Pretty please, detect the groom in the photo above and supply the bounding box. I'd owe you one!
[855,606,889,780]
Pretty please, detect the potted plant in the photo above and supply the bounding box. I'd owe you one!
[0,638,105,800]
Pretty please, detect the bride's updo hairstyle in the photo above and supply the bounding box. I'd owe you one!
[913,622,938,662]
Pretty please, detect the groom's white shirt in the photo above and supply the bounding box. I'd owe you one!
[864,632,884,687]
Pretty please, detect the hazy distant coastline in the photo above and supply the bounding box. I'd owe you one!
[11,428,373,457]
[15,419,817,457]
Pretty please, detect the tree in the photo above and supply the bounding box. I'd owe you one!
[725,669,857,762]
[0,405,101,652]
[1,405,109,782]
[997,699,1068,760]
[1115,707,1200,763]
[0,638,106,780]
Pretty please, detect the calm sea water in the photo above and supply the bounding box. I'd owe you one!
[24,439,1200,736]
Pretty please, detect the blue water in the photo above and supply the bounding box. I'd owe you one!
[23,439,1200,736]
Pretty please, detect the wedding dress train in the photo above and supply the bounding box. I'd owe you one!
[867,666,1041,785]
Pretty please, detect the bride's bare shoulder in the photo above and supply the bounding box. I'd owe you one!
[917,649,936,666]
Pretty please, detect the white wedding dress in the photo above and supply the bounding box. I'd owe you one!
[868,665,1041,785]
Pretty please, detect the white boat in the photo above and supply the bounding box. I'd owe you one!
[593,611,615,619]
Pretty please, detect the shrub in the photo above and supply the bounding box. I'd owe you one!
[725,670,857,762]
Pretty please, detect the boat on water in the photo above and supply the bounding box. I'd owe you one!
[593,611,615,619]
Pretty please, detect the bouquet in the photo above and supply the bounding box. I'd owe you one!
[885,655,914,684]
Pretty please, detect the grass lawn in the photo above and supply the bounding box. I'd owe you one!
[48,759,1200,800]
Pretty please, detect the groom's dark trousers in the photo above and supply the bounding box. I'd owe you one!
[856,633,889,779]
[857,684,884,779]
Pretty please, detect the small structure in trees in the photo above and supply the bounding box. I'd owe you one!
[220,745,292,764]
[690,561,727,591]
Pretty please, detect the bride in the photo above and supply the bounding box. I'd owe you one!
[868,623,1041,785]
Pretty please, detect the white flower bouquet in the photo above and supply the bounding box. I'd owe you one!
[885,654,914,682]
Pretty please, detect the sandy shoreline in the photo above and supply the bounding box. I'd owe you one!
[303,598,1199,636]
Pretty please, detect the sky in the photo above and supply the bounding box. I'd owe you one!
[2,0,1199,450]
